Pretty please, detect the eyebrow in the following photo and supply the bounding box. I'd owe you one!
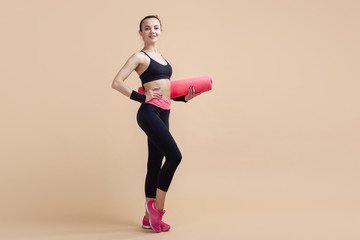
[144,25,160,27]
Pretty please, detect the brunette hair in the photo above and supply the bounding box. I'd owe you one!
[139,15,162,32]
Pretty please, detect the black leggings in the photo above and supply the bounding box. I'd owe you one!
[137,103,182,198]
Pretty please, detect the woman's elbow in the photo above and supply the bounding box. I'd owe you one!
[111,81,117,89]
[111,79,122,90]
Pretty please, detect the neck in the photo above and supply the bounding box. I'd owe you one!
[142,43,159,53]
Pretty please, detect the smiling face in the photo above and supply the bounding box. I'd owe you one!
[139,18,162,43]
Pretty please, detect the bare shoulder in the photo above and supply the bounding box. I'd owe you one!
[129,51,147,64]
[120,52,147,71]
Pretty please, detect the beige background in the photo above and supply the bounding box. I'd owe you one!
[1,0,359,239]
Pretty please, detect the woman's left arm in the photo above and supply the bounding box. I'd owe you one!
[172,86,202,102]
[184,86,202,102]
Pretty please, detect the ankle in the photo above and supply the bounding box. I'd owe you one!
[154,202,164,211]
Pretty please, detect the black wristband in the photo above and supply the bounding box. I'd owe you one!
[130,90,146,103]
[173,96,187,102]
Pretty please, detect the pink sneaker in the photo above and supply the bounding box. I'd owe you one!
[142,216,171,231]
[145,200,165,233]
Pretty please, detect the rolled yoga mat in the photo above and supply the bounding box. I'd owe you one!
[138,76,212,98]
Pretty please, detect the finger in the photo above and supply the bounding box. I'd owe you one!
[188,86,193,94]
[191,86,195,95]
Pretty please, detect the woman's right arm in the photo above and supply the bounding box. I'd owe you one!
[112,53,161,102]
[111,53,141,97]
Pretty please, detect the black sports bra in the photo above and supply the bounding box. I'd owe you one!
[139,51,172,84]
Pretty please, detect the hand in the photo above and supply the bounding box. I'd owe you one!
[145,87,162,102]
[185,86,202,102]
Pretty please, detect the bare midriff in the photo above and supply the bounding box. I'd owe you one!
[143,79,171,100]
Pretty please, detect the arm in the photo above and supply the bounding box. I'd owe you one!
[111,53,161,102]
[173,86,202,102]
[112,53,140,97]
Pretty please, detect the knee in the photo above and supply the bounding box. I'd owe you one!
[163,147,182,168]
[173,151,182,166]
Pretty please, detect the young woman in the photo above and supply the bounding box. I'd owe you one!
[111,15,201,233]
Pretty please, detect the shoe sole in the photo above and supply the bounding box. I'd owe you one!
[142,225,170,231]
[145,201,155,232]
[142,225,151,229]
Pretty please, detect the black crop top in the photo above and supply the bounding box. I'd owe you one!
[139,51,172,84]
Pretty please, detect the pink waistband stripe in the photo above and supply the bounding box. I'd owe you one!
[146,98,171,110]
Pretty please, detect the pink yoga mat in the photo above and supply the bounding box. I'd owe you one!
[138,76,212,98]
